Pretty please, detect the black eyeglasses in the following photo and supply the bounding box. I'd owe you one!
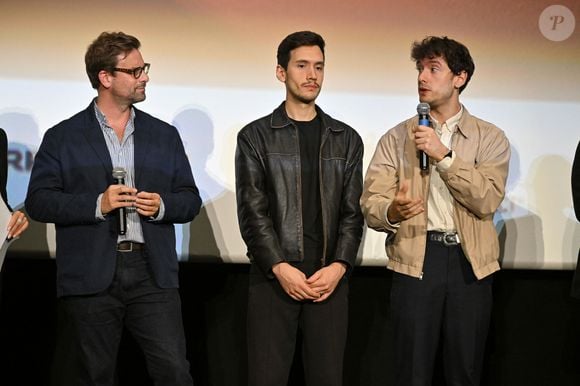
[113,63,150,78]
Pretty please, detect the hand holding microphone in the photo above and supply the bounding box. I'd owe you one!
[102,168,137,235]
[415,103,449,170]
[102,169,160,230]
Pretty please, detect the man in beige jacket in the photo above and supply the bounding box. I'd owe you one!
[361,36,510,386]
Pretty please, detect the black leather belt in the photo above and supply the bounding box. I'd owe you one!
[427,231,460,246]
[117,241,145,252]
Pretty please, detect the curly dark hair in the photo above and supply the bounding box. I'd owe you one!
[277,31,325,70]
[85,32,141,90]
[411,36,475,94]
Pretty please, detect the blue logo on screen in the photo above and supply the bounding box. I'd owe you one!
[7,142,36,207]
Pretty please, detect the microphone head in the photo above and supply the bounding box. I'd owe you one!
[417,102,430,115]
[112,167,126,179]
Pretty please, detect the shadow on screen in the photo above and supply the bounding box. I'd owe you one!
[530,154,579,267]
[495,144,544,269]
[173,107,233,263]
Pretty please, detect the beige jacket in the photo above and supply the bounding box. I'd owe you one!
[361,108,510,280]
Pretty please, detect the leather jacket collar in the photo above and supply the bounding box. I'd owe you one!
[270,102,345,133]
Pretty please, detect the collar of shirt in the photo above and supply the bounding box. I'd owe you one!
[93,101,136,142]
[430,105,463,140]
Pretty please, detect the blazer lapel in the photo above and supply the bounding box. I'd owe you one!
[133,110,151,185]
[82,105,113,178]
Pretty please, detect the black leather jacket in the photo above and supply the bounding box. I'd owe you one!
[235,102,364,276]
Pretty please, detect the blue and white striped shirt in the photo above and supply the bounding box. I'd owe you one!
[94,102,145,243]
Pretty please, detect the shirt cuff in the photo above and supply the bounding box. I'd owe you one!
[150,198,165,221]
[384,204,401,229]
[96,193,106,221]
[436,150,455,172]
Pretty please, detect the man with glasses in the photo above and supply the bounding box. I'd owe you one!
[26,31,200,385]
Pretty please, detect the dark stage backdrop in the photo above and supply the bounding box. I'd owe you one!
[1,257,580,386]
[1,0,579,269]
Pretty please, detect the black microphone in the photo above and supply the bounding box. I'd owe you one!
[112,167,127,235]
[417,103,431,171]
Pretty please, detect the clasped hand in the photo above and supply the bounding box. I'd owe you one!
[272,261,346,303]
[101,184,161,217]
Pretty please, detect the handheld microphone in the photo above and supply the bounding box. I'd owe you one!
[112,167,127,235]
[417,103,430,171]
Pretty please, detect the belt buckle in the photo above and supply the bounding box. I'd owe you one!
[442,232,459,246]
[118,242,133,252]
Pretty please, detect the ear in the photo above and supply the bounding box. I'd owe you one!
[454,70,467,90]
[98,70,113,89]
[275,64,286,83]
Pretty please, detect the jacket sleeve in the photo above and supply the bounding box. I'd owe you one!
[0,129,11,211]
[333,132,364,269]
[440,128,510,219]
[235,130,285,275]
[156,129,201,224]
[573,140,580,222]
[25,128,103,225]
[361,131,401,235]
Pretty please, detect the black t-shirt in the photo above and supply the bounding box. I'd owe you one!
[291,115,323,274]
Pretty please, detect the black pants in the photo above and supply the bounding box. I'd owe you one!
[389,240,493,386]
[247,264,348,386]
[55,249,193,386]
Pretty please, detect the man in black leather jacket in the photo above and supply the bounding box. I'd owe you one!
[235,31,364,386]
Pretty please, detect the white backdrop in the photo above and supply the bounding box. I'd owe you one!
[1,0,578,269]
[1,79,578,268]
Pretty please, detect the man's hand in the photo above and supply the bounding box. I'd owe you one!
[306,262,347,303]
[386,180,424,223]
[414,124,449,161]
[272,262,320,301]
[135,191,161,217]
[7,210,28,239]
[101,184,137,215]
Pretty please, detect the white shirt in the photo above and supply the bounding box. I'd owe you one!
[427,106,462,232]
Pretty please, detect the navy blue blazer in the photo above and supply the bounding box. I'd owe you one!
[25,103,201,297]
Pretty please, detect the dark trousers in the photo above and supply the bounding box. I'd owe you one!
[247,264,348,386]
[55,249,193,386]
[390,240,493,386]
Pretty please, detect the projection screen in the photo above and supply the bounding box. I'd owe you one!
[1,0,578,269]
